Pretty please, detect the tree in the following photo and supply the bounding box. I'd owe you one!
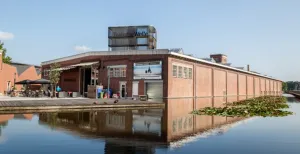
[286,81,297,91]
[0,42,12,64]
[49,63,62,97]
[282,82,288,92]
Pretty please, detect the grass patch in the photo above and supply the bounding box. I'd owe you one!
[192,96,293,117]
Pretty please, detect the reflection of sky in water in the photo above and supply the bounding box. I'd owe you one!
[0,97,300,154]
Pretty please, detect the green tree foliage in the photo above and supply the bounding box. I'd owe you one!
[0,42,12,64]
[49,63,62,96]
[286,81,299,91]
[282,82,288,92]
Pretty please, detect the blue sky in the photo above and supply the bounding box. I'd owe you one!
[0,0,299,81]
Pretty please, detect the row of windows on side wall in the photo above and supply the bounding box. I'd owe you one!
[173,65,192,79]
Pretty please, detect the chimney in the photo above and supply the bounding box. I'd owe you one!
[247,64,250,71]
[210,54,227,64]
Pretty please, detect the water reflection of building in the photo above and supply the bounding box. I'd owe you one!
[38,109,165,142]
[0,114,33,138]
[38,106,246,146]
[105,142,155,154]
[132,109,163,136]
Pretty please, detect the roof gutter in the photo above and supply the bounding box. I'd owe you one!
[169,52,281,82]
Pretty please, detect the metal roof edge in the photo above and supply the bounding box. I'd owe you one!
[169,52,281,82]
[41,49,170,66]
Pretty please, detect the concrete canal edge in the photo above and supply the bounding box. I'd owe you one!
[0,106,165,114]
[0,103,165,111]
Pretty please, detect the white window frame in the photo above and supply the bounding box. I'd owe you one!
[172,65,177,77]
[184,67,188,79]
[188,68,193,79]
[107,65,127,78]
[178,66,183,78]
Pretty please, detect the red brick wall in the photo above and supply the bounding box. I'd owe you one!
[254,77,260,96]
[275,81,278,93]
[213,69,226,96]
[278,81,282,94]
[59,68,80,92]
[167,57,194,98]
[43,54,168,97]
[16,66,41,90]
[247,76,254,96]
[260,78,266,94]
[227,72,238,96]
[97,55,167,97]
[42,54,282,100]
[266,80,270,95]
[271,80,274,95]
[138,80,145,95]
[238,74,247,96]
[0,63,18,94]
[0,64,40,94]
[195,66,212,97]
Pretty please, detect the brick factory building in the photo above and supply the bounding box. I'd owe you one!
[41,49,282,104]
[0,51,41,95]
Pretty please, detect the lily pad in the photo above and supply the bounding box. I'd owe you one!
[192,96,293,117]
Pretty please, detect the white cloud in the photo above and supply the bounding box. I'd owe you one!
[0,31,14,40]
[74,45,91,52]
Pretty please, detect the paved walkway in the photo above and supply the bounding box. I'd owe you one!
[0,96,165,111]
[0,96,87,101]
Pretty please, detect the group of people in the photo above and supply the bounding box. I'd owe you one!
[7,86,16,96]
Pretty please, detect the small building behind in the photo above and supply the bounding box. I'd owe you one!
[0,51,41,95]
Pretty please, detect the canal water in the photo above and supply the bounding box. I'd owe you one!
[0,96,299,154]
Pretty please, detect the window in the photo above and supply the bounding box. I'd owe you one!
[43,69,49,77]
[114,68,120,77]
[136,38,148,44]
[108,67,126,77]
[184,67,188,79]
[121,67,126,77]
[188,68,192,79]
[178,66,182,78]
[109,68,114,77]
[173,63,192,79]
[172,65,177,77]
[136,46,148,50]
[136,27,148,34]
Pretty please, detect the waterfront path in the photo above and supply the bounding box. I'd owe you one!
[0,97,165,112]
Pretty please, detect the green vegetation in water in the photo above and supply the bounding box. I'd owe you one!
[192,96,293,117]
